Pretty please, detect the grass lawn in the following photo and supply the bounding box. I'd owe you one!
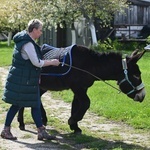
[1,41,150,149]
[0,41,14,66]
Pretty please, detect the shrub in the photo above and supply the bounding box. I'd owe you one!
[91,38,144,52]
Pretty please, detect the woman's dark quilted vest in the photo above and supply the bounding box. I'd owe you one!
[2,30,42,107]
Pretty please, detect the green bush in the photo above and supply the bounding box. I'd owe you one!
[91,38,114,52]
[146,35,150,44]
[91,38,145,52]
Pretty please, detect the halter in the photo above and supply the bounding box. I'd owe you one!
[118,59,144,95]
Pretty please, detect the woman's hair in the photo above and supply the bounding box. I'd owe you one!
[27,19,43,33]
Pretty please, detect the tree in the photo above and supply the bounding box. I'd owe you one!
[71,0,128,44]
[43,0,128,45]
[0,0,47,45]
[0,0,128,45]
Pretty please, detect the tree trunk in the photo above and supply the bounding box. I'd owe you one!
[71,23,76,45]
[88,22,98,45]
[7,32,12,46]
[71,29,76,45]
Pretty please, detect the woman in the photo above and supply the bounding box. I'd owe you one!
[1,19,60,140]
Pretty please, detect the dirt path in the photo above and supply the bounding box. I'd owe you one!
[0,67,150,150]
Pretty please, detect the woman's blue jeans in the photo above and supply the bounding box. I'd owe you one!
[5,104,43,128]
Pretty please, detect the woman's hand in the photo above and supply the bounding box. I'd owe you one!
[43,59,60,67]
[50,59,60,66]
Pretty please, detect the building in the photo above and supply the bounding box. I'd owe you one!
[114,0,150,40]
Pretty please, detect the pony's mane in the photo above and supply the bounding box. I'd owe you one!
[77,45,123,62]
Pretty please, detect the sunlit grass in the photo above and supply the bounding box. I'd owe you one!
[0,41,14,66]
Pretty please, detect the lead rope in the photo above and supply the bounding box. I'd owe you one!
[60,62,121,93]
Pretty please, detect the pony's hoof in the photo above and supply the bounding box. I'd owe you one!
[69,124,77,130]
[68,117,82,133]
[19,126,25,130]
[70,124,82,134]
[74,129,82,135]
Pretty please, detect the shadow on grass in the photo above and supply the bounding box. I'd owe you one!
[11,128,149,150]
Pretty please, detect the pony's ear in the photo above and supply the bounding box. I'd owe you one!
[130,49,139,57]
[128,50,146,64]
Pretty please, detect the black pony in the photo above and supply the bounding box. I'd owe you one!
[18,45,146,134]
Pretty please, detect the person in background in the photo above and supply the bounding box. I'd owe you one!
[1,19,60,140]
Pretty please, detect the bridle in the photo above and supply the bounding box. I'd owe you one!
[118,59,144,95]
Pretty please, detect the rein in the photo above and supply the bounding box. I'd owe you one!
[61,62,121,93]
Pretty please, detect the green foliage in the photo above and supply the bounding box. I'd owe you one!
[0,0,128,32]
[91,38,145,52]
[91,38,114,52]
[146,35,150,44]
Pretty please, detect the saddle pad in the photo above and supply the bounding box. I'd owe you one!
[41,44,76,76]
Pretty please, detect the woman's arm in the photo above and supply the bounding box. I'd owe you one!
[22,42,60,67]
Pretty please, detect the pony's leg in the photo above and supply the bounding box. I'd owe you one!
[40,89,47,126]
[68,95,82,134]
[68,88,90,134]
[17,104,47,130]
[17,107,25,130]
[40,103,47,126]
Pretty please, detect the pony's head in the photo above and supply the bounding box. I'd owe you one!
[117,50,146,102]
